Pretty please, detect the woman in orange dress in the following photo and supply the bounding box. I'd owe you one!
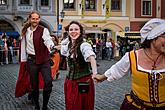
[50,35,60,80]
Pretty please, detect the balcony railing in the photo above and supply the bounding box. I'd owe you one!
[0,5,8,11]
[17,5,33,12]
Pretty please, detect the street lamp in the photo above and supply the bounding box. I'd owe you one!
[60,10,65,22]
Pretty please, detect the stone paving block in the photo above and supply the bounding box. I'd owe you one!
[0,60,131,110]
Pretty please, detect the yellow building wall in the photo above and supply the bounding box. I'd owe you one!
[64,0,103,16]
[110,12,122,16]
[63,0,131,17]
[126,0,131,17]
[60,0,131,41]
[61,19,129,32]
[84,0,102,16]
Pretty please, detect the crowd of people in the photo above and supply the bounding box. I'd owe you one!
[0,34,19,65]
[12,10,165,110]
[87,36,140,61]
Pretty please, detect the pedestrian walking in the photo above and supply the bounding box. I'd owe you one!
[61,21,98,110]
[15,10,55,110]
[105,38,113,60]
[93,18,165,109]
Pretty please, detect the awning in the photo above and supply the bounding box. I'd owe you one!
[6,32,20,37]
[84,27,106,34]
[102,28,111,32]
[0,32,3,35]
[85,30,106,34]
[117,31,141,39]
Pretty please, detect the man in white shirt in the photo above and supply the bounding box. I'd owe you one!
[20,11,54,110]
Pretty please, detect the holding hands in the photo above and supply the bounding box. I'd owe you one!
[92,74,107,83]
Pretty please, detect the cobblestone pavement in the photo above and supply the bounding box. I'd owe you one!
[0,59,131,110]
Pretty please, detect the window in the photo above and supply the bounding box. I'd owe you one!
[0,0,7,5]
[64,0,75,9]
[111,0,121,11]
[41,0,49,6]
[85,0,96,10]
[142,0,151,15]
[20,0,30,5]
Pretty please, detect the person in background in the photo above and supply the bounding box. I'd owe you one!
[59,28,68,70]
[7,37,13,63]
[61,21,98,110]
[111,39,115,59]
[15,10,55,110]
[105,38,113,60]
[50,35,60,80]
[93,18,165,109]
[0,35,4,65]
[96,39,103,60]
[4,38,8,64]
[86,37,93,46]
[114,41,120,58]
[133,41,140,50]
[12,38,18,64]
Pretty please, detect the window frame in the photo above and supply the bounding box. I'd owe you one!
[141,0,152,16]
[41,0,49,6]
[85,0,96,11]
[111,0,122,11]
[0,0,7,5]
[63,0,76,11]
[20,0,31,5]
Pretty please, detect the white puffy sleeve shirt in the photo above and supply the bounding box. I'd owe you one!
[60,38,96,62]
[26,27,54,55]
[105,51,165,82]
[42,28,54,52]
[104,52,130,82]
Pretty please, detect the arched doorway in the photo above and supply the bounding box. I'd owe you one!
[0,20,15,32]
[0,20,20,39]
[0,20,20,64]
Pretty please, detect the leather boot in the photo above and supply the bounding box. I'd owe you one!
[42,90,51,110]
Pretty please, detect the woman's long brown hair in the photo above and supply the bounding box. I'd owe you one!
[67,21,84,60]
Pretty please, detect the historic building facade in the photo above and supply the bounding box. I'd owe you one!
[59,0,130,41]
[0,0,164,41]
[0,0,131,41]
[0,0,57,37]
[130,0,165,31]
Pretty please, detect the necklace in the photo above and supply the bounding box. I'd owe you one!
[143,49,162,69]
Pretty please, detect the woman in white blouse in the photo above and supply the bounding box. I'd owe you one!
[61,21,97,110]
[93,18,165,109]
